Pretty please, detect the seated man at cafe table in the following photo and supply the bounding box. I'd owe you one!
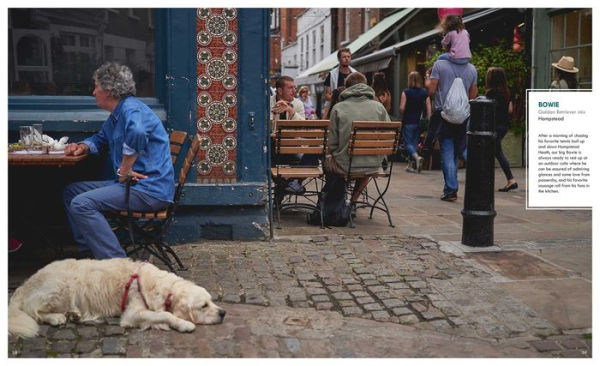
[325,71,390,205]
[270,75,312,197]
[63,62,174,259]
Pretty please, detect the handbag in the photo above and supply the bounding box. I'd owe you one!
[324,154,346,175]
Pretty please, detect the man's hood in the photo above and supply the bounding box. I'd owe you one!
[340,83,376,101]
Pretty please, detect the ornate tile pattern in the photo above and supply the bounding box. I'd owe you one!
[196,8,238,183]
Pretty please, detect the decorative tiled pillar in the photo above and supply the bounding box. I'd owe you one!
[196,8,238,183]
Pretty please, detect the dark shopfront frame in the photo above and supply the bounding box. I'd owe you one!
[8,9,271,241]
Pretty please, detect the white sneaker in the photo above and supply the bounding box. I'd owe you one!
[416,156,424,173]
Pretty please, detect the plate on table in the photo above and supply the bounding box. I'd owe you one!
[10,150,44,155]
[49,150,65,155]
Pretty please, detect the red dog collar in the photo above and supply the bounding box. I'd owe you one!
[121,262,175,314]
[164,293,173,312]
[121,262,149,312]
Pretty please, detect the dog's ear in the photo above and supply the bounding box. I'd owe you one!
[187,308,196,323]
[175,294,196,322]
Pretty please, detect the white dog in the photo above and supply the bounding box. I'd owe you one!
[8,258,225,338]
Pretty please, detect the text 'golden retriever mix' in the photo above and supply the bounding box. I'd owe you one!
[9,258,225,338]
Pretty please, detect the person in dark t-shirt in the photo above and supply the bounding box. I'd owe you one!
[324,48,357,105]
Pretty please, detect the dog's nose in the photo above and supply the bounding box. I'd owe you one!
[219,309,226,319]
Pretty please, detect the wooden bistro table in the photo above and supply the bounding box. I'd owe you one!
[8,150,89,258]
[8,151,88,167]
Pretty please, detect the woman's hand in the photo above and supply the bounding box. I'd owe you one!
[64,143,88,156]
[118,169,148,184]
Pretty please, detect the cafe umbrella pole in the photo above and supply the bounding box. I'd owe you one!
[461,97,497,247]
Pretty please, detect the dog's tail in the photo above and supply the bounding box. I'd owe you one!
[8,287,39,338]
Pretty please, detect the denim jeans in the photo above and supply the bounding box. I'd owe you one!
[63,180,170,259]
[434,111,467,194]
[402,123,420,158]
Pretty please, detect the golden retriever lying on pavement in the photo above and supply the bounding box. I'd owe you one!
[9,258,225,338]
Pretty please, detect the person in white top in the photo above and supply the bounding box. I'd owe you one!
[270,76,305,124]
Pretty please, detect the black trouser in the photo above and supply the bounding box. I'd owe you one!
[495,128,513,180]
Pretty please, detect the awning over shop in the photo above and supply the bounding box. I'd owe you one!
[295,73,324,87]
[295,8,413,84]
[351,8,502,66]
[354,57,392,74]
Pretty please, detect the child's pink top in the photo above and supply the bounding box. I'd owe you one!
[441,29,471,59]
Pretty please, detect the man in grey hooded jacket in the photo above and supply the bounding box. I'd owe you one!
[327,71,390,204]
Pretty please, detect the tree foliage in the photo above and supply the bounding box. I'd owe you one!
[425,42,529,134]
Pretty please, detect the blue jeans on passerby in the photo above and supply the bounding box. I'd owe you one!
[402,123,420,159]
[434,110,467,195]
[63,180,170,259]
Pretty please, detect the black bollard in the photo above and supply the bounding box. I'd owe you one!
[461,97,497,246]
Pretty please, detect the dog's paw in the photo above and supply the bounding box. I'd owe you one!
[151,323,170,331]
[175,320,196,333]
[45,313,67,326]
[66,312,81,322]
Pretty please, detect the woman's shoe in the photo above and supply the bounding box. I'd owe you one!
[499,182,518,192]
[416,156,424,173]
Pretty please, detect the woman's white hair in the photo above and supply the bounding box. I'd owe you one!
[93,62,136,98]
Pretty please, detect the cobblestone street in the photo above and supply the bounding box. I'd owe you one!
[8,168,592,358]
[8,235,591,358]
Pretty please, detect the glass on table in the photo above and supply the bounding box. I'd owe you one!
[19,126,33,150]
[31,123,43,151]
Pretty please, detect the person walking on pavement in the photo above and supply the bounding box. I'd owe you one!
[324,47,357,106]
[400,71,431,173]
[427,51,478,202]
[372,72,392,112]
[485,67,518,192]
[421,67,439,162]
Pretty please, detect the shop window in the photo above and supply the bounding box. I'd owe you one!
[80,35,90,48]
[8,8,156,97]
[549,9,592,88]
[16,35,47,66]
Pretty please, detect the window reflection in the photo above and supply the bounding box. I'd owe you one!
[549,9,592,89]
[8,8,156,96]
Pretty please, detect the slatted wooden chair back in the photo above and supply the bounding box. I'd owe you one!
[115,133,200,271]
[177,133,201,188]
[348,121,402,159]
[169,130,188,165]
[344,121,403,228]
[274,120,329,157]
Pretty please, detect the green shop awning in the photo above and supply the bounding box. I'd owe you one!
[295,8,413,85]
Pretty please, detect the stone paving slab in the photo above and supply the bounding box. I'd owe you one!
[7,303,546,358]
[497,279,592,330]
